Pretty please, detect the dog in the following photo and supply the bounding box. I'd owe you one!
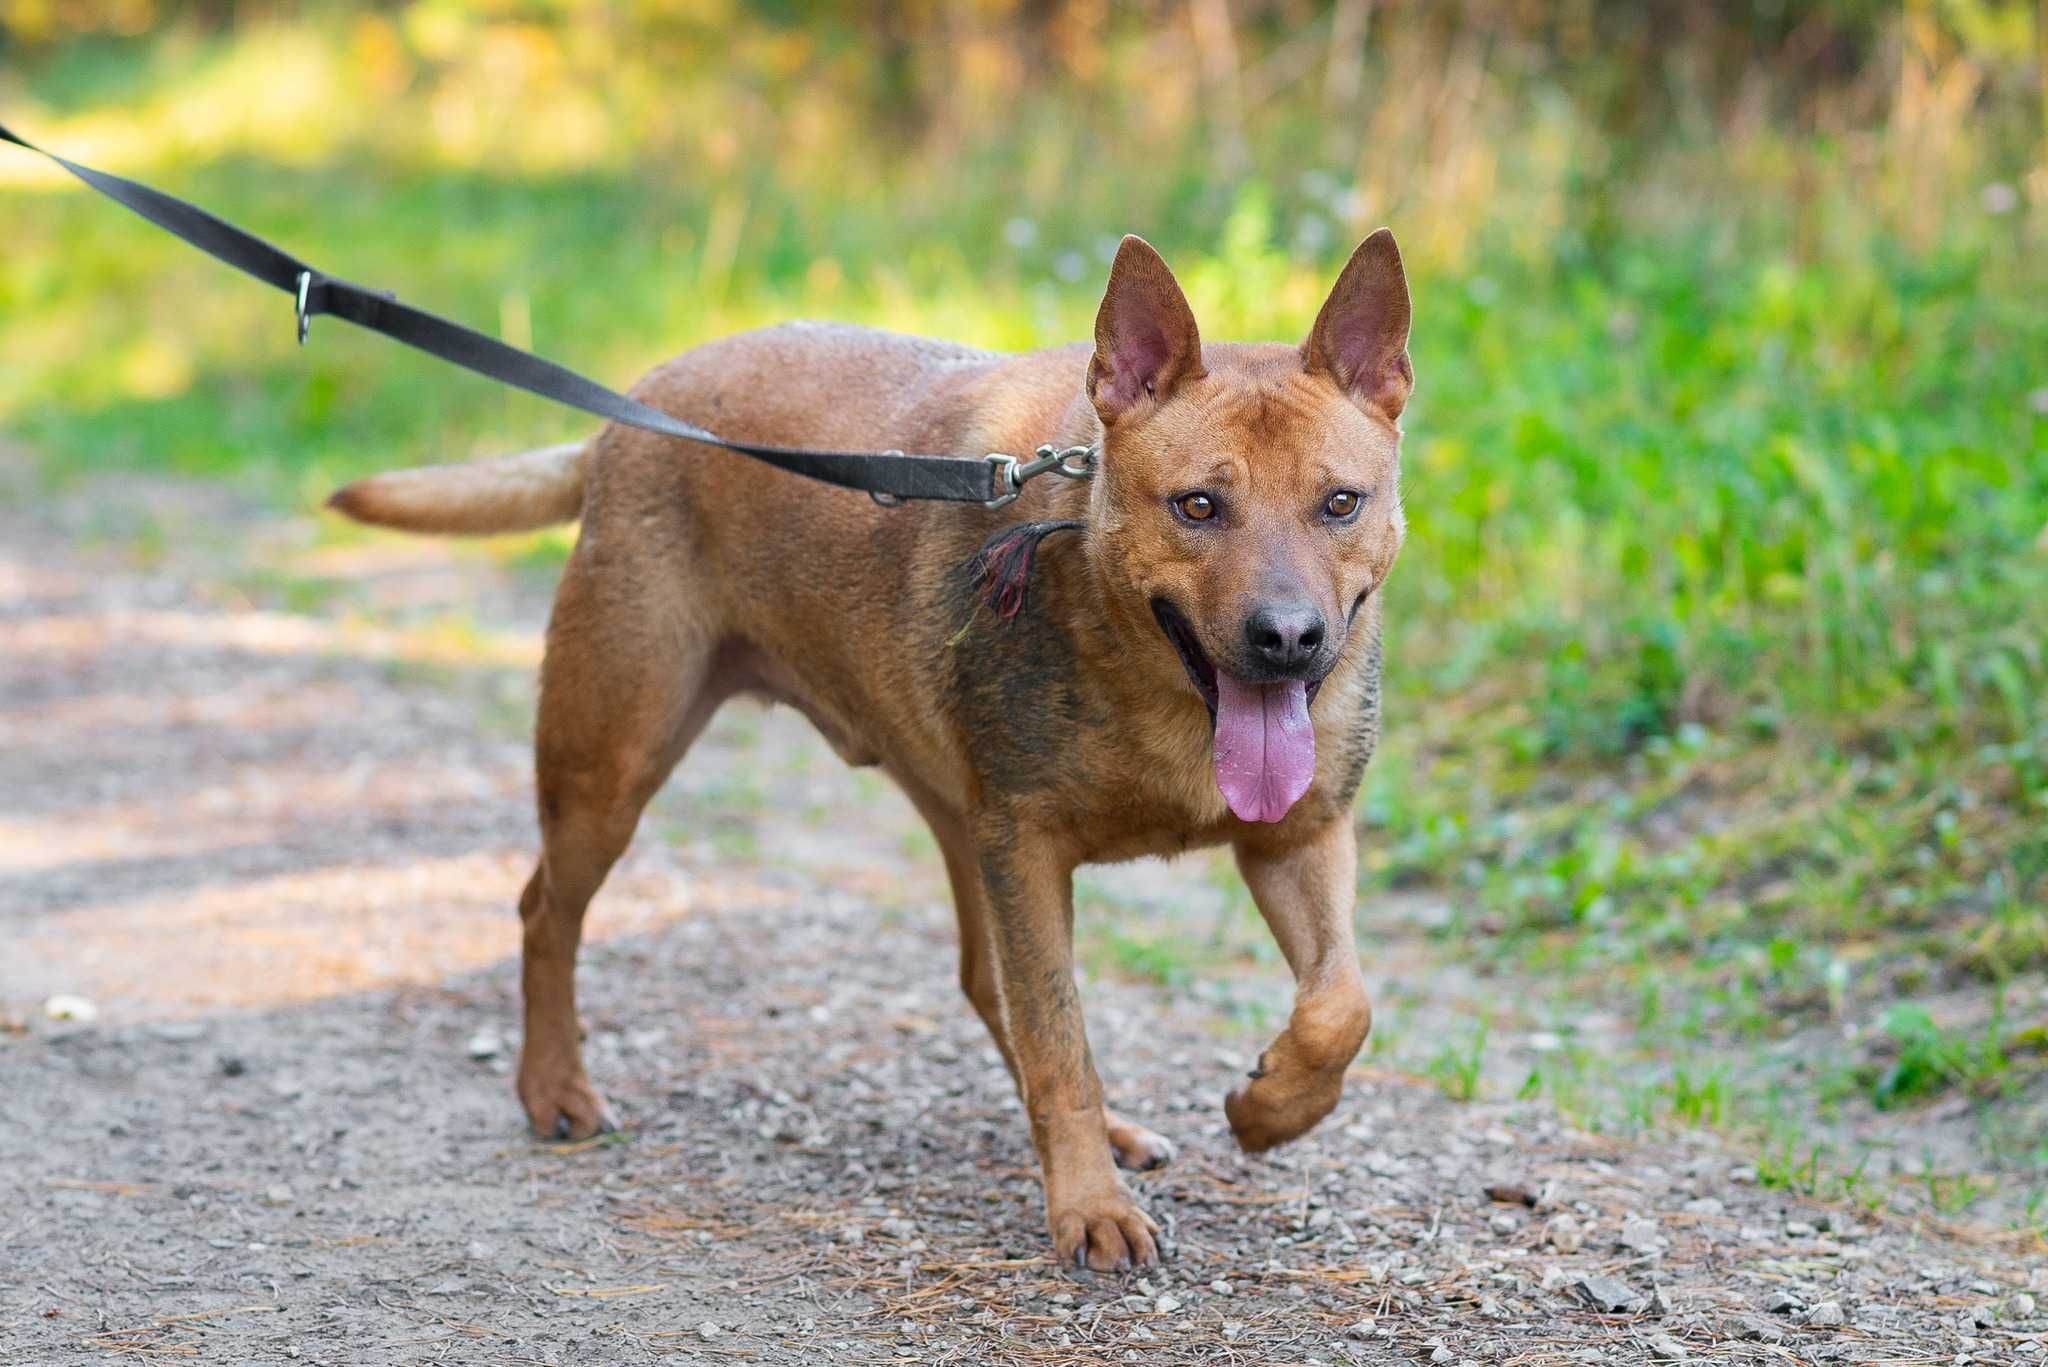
[328,230,1412,1271]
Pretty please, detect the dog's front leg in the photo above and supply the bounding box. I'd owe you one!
[1225,817,1373,1151]
[979,829,1161,1271]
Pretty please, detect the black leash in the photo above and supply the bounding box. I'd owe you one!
[0,120,1095,507]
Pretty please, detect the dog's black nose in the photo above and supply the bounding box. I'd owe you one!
[1244,603,1326,674]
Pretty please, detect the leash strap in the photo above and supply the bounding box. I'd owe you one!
[0,120,1011,505]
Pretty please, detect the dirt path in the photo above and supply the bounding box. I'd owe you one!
[3,451,2043,1365]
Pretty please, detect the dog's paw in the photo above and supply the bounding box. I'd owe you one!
[517,1064,617,1142]
[1224,1065,1342,1153]
[1048,1186,1162,1273]
[1106,1112,1177,1172]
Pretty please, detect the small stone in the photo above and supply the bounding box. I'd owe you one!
[1784,1220,1816,1238]
[44,994,98,1022]
[1681,1197,1724,1215]
[836,1224,865,1245]
[1647,1333,1690,1360]
[465,1241,493,1259]
[263,1183,293,1204]
[1430,1346,1454,1365]
[1490,1212,1519,1235]
[2009,1293,2038,1319]
[1347,1318,1377,1338]
[1544,1213,1585,1253]
[878,1217,917,1239]
[1540,1266,1573,1292]
[1153,1294,1181,1315]
[148,1021,208,1043]
[1211,1280,1234,1296]
[1763,1291,1803,1314]
[1574,1274,1640,1314]
[1805,1301,1845,1328]
[1618,1216,1666,1254]
[218,1055,246,1077]
[464,1030,501,1060]
[1731,1315,1785,1342]
[697,1321,721,1341]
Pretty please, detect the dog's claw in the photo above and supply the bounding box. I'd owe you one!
[518,1061,614,1143]
[1106,1113,1177,1173]
[1050,1189,1161,1274]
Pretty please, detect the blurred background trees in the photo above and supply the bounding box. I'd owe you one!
[2,1,2041,261]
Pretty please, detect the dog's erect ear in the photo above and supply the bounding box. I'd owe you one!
[1305,228,1413,420]
[1088,235,1204,424]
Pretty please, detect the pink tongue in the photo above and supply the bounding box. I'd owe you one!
[1212,674,1315,822]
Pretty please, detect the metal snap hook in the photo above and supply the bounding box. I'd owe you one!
[982,443,1097,508]
[294,270,313,346]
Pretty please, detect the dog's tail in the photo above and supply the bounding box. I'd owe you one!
[326,441,588,535]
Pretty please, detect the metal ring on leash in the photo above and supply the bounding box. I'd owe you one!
[294,270,313,346]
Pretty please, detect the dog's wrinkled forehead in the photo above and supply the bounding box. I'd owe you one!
[1105,352,1399,494]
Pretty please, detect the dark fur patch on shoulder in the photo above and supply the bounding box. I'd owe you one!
[967,519,1085,620]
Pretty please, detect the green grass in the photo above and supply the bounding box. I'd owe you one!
[1427,1021,1489,1102]
[3,10,2045,1225]
[1870,1003,2003,1109]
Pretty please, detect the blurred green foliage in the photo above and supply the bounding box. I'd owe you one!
[1,0,2045,1205]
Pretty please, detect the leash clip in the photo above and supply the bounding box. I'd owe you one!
[294,269,314,346]
[983,442,1097,509]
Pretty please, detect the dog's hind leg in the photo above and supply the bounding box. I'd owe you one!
[515,546,729,1141]
[930,821,1175,1172]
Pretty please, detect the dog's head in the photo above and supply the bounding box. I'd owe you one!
[1083,232,1411,823]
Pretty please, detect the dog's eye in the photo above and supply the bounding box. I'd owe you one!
[1324,490,1363,521]
[1174,492,1218,523]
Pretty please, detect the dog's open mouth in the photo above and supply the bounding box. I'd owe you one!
[1152,599,1321,824]
[1152,599,1220,719]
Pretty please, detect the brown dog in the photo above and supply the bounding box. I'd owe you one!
[330,231,1412,1271]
